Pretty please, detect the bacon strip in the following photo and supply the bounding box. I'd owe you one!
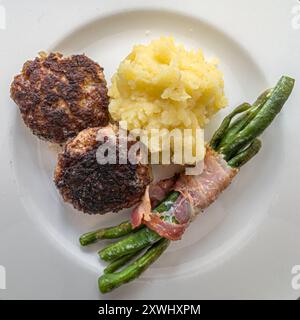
[148,176,177,207]
[143,214,187,241]
[175,147,237,215]
[172,195,193,224]
[131,186,151,228]
[131,147,238,240]
[142,192,193,240]
[130,177,177,228]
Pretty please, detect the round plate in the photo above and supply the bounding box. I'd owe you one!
[13,8,271,276]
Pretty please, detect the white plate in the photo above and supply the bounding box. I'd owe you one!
[1,0,300,299]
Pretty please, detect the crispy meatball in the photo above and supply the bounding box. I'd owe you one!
[10,52,109,144]
[54,125,152,214]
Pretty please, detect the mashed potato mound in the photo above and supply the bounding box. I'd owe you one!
[109,37,227,164]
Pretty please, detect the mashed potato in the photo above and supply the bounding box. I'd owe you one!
[109,37,227,164]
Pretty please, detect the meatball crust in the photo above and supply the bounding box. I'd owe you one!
[10,52,109,144]
[54,126,152,215]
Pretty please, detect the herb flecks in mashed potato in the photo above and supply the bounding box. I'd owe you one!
[109,37,227,164]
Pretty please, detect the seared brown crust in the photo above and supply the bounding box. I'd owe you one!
[10,52,109,144]
[54,126,152,215]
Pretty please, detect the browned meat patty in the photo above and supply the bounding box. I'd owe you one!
[10,52,109,144]
[54,125,152,214]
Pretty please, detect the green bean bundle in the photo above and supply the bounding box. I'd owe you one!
[80,76,294,294]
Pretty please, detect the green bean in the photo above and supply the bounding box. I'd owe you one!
[210,103,252,150]
[227,139,262,168]
[220,76,294,160]
[79,221,134,246]
[98,238,170,293]
[104,251,143,274]
[98,227,161,262]
[218,89,271,149]
[252,88,273,108]
[98,192,179,261]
